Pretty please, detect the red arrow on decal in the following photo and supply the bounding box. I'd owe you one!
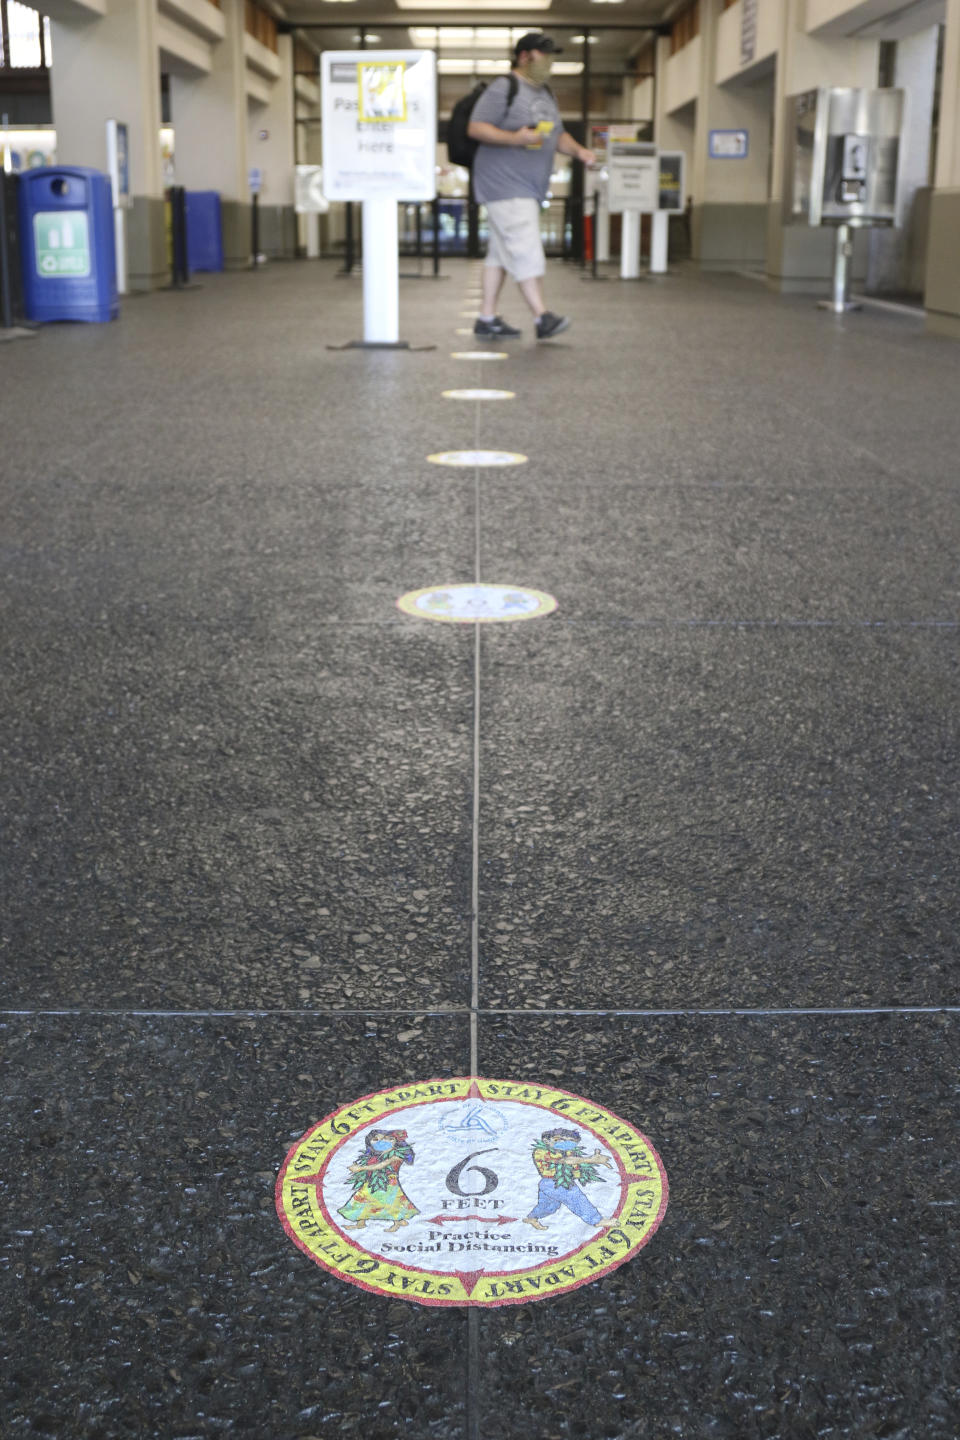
[427,1214,518,1227]
[455,1270,485,1298]
[466,1080,482,1100]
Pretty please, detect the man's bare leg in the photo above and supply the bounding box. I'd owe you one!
[518,275,546,319]
[481,264,506,319]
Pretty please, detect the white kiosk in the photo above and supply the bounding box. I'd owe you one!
[322,51,437,346]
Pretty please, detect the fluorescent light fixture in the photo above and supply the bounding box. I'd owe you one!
[397,0,550,10]
[409,25,526,47]
[570,34,599,41]
[353,32,381,40]
[437,56,582,73]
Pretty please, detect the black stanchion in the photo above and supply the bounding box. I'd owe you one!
[562,196,573,262]
[338,202,356,276]
[251,191,260,267]
[432,197,440,277]
[467,199,480,259]
[0,171,26,331]
[165,186,194,289]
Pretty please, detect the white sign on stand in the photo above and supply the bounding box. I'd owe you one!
[105,119,130,297]
[322,50,436,346]
[607,128,658,216]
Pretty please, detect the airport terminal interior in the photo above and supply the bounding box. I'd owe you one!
[3,0,960,1434]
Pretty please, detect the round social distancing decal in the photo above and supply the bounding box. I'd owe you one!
[451,351,508,361]
[427,450,527,468]
[397,583,557,623]
[442,389,515,401]
[276,1077,668,1308]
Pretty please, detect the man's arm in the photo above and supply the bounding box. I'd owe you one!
[556,130,596,167]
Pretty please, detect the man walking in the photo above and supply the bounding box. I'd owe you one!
[467,33,596,341]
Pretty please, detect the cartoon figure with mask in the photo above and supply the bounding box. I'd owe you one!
[338,1129,419,1232]
[523,1127,614,1231]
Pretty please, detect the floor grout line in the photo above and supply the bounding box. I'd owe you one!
[3,1005,958,1019]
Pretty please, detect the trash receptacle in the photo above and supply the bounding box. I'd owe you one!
[185,191,223,272]
[19,166,118,323]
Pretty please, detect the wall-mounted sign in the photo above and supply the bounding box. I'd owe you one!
[709,130,749,159]
[276,1077,668,1307]
[248,167,263,195]
[740,0,758,67]
[321,50,437,202]
[607,127,658,213]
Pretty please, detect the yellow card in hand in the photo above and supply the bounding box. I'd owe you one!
[526,121,555,149]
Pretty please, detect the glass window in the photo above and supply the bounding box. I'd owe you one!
[8,1,43,67]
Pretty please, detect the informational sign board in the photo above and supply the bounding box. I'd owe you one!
[294,165,330,214]
[322,50,437,202]
[105,120,130,209]
[248,167,263,196]
[34,211,90,277]
[658,151,686,211]
[709,129,749,159]
[607,127,658,213]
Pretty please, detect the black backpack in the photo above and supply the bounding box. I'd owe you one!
[446,73,519,169]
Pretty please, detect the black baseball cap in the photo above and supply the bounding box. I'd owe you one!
[512,32,563,57]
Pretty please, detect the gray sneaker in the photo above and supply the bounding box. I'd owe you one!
[536,312,571,341]
[474,315,521,338]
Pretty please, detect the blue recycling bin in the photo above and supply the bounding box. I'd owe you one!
[185,191,223,272]
[18,166,117,323]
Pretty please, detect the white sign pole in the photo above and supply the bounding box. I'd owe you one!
[363,198,400,343]
[650,211,669,273]
[620,211,642,279]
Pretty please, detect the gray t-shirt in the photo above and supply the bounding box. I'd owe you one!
[470,74,563,205]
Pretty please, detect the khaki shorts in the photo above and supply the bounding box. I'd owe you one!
[483,197,545,283]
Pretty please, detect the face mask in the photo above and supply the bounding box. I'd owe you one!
[553,1139,578,1151]
[526,55,553,86]
[371,1138,393,1152]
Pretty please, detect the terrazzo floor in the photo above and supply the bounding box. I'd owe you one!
[2,257,959,1438]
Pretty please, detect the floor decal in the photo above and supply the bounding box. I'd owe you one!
[442,390,515,401]
[277,1077,668,1308]
[451,351,508,361]
[396,584,557,623]
[427,450,527,467]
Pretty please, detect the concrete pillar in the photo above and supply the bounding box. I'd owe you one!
[867,28,938,299]
[168,0,249,267]
[767,0,878,293]
[926,2,960,337]
[246,34,296,259]
[691,0,772,271]
[49,0,166,290]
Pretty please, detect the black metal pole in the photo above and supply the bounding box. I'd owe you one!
[251,191,259,267]
[345,202,354,273]
[432,195,440,276]
[415,200,423,259]
[171,186,189,286]
[0,174,14,329]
